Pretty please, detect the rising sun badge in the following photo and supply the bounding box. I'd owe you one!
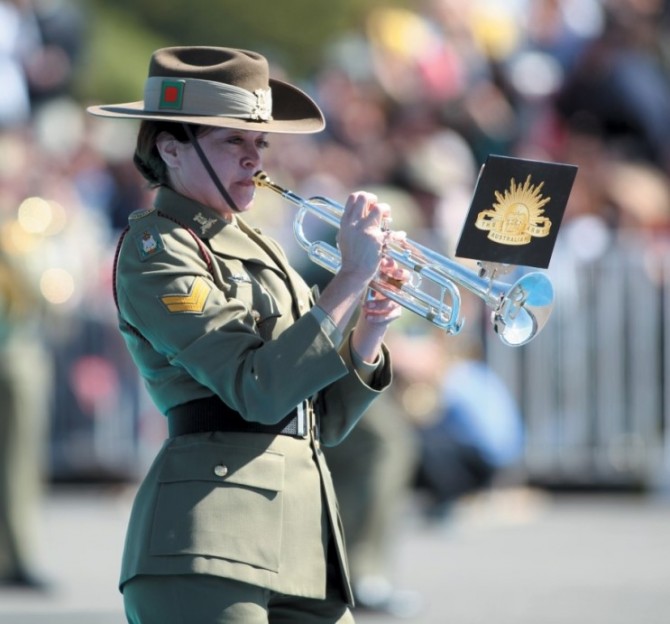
[474,174,552,246]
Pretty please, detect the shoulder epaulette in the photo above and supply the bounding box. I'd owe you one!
[129,206,157,220]
[112,210,214,342]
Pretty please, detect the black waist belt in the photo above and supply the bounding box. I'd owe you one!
[167,396,309,438]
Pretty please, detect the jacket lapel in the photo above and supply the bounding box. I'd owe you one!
[235,219,309,319]
[207,221,286,278]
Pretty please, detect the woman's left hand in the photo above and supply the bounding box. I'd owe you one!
[361,255,409,323]
[351,281,403,366]
[361,289,403,325]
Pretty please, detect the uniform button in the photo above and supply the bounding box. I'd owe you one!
[213,465,228,477]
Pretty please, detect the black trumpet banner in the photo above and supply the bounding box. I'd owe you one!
[455,155,578,268]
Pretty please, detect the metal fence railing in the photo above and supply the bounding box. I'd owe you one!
[486,235,670,490]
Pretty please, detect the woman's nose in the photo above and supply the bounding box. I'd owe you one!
[242,145,261,168]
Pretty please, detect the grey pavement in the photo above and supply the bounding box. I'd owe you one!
[0,485,668,624]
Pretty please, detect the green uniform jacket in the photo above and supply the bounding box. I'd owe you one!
[114,186,392,605]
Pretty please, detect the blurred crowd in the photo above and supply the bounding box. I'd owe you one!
[2,0,670,608]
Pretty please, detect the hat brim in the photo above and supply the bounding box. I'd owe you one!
[87,78,325,134]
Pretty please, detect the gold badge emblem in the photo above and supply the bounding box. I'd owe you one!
[475,175,552,246]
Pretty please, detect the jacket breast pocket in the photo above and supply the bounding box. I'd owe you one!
[223,265,282,339]
[149,442,285,572]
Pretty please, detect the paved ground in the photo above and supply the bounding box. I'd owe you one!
[0,485,668,623]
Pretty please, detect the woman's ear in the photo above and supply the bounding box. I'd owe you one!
[156,132,180,168]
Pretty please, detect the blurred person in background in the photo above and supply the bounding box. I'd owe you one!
[87,45,407,623]
[323,389,422,619]
[0,244,52,590]
[22,0,86,111]
[414,335,524,520]
[555,0,670,173]
[314,20,489,615]
[0,0,41,127]
[0,0,85,124]
[0,1,56,592]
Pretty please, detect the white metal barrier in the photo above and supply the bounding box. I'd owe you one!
[485,235,670,490]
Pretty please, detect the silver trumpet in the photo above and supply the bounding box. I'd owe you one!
[253,171,554,347]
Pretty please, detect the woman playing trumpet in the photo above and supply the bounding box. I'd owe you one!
[87,45,406,623]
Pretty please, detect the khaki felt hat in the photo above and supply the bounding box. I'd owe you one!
[86,46,325,134]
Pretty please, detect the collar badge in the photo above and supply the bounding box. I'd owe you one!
[193,212,218,236]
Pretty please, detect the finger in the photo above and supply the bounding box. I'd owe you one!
[387,229,406,243]
[378,258,410,281]
[374,201,392,222]
[363,201,391,226]
[362,294,399,311]
[363,300,403,323]
[345,192,378,220]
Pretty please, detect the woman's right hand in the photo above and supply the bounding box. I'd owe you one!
[336,191,390,286]
[314,190,399,341]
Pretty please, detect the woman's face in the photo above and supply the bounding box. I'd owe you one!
[161,128,270,217]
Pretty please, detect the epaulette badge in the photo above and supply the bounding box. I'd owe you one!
[135,225,165,261]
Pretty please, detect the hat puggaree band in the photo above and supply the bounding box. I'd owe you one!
[145,77,273,120]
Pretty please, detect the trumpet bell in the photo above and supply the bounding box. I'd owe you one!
[492,272,554,346]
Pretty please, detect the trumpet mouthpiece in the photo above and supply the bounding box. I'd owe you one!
[253,171,269,187]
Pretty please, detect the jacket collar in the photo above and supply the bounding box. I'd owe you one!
[153,186,286,274]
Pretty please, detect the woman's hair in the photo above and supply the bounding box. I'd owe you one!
[133,121,208,186]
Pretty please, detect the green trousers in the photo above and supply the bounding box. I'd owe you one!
[123,574,355,624]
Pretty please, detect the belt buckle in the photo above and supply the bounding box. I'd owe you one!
[295,399,308,437]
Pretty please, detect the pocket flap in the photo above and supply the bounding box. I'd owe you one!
[157,442,284,492]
